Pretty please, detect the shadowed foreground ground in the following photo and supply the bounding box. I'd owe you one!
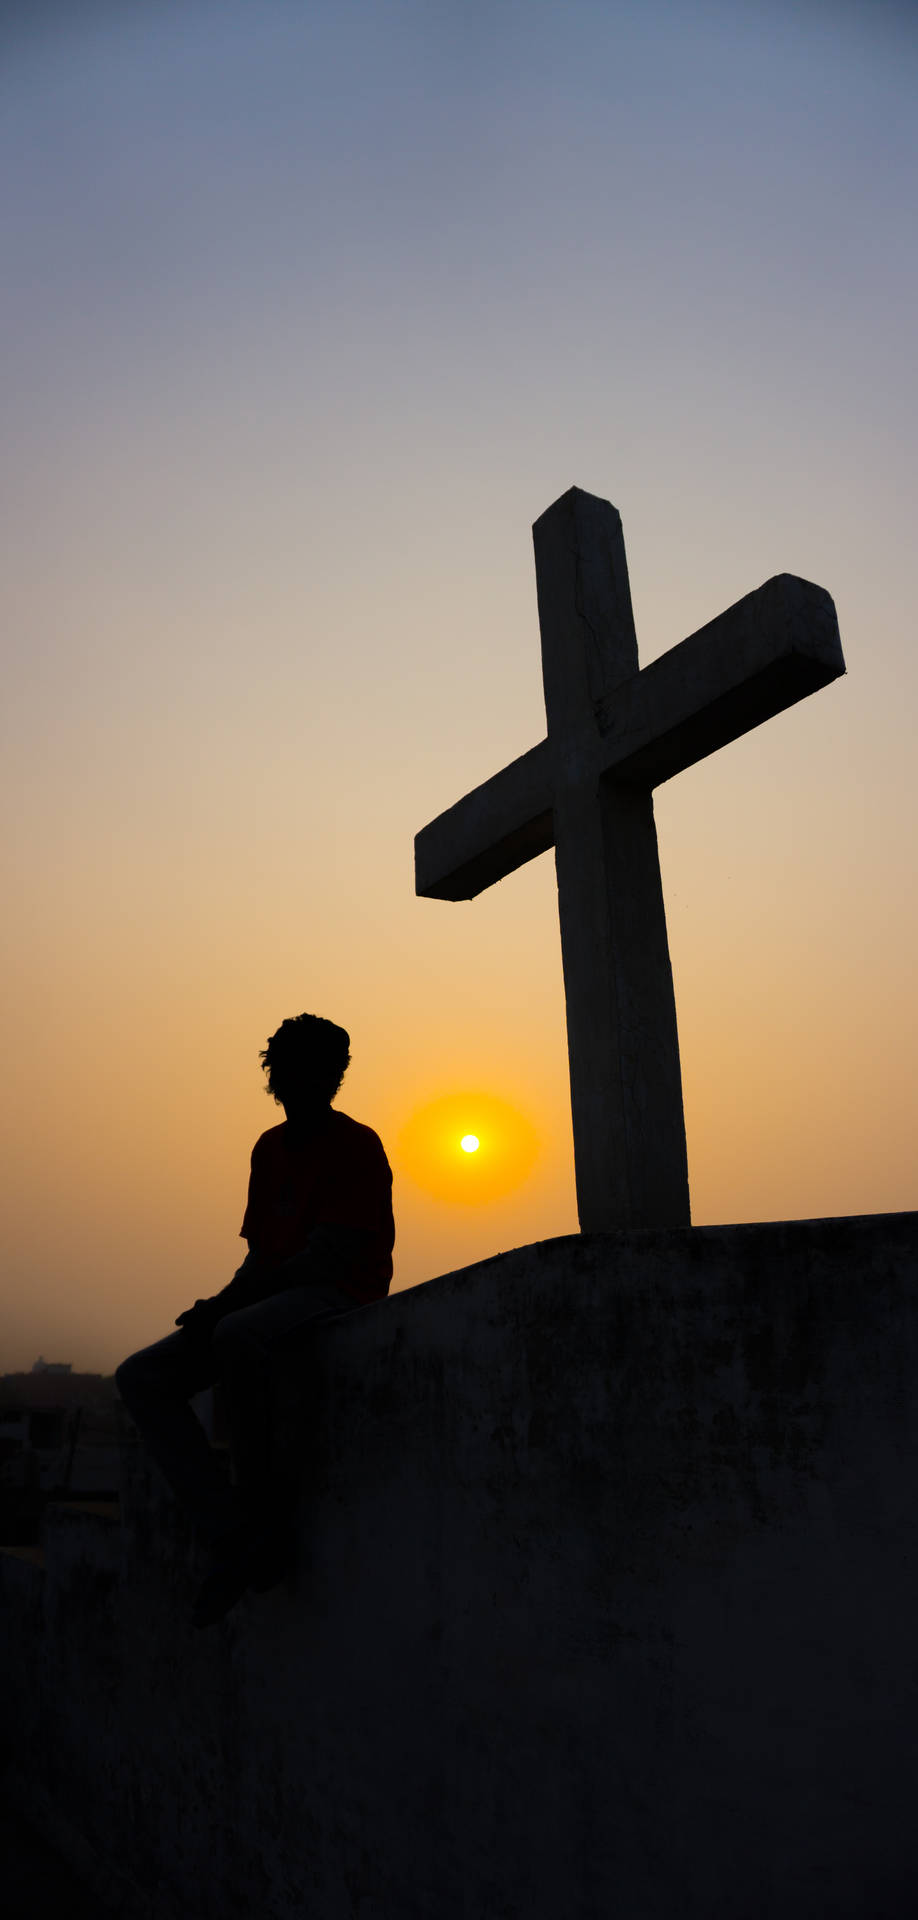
[0,1800,114,1916]
[4,1215,918,1919]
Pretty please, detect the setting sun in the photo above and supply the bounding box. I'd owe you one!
[397,1094,539,1206]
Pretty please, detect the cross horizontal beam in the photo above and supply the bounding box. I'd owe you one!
[595,572,843,786]
[415,572,843,902]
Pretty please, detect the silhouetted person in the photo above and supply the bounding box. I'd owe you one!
[116,1014,394,1627]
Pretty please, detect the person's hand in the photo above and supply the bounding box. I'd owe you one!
[174,1297,222,1341]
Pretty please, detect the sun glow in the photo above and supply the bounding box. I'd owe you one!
[397,1092,539,1205]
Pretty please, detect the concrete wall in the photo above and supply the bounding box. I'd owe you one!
[3,1212,918,1920]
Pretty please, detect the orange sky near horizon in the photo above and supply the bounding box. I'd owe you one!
[2,0,916,1372]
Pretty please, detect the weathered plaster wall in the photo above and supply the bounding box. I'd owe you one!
[3,1213,918,1920]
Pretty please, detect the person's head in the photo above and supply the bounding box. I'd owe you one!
[260,1014,351,1112]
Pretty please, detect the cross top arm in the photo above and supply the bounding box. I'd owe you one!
[596,572,844,789]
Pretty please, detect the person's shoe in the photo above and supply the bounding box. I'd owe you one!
[247,1523,295,1593]
[191,1527,255,1629]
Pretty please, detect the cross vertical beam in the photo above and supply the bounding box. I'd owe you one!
[534,492,688,1228]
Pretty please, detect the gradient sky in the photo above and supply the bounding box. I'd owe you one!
[2,0,916,1371]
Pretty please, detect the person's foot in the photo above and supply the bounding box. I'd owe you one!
[248,1525,294,1593]
[192,1527,253,1629]
[191,1521,294,1627]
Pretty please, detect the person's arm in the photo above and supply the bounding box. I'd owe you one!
[173,1224,370,1340]
[174,1249,271,1340]
[175,1135,276,1339]
[297,1130,394,1295]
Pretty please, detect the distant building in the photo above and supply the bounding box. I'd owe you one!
[31,1357,72,1375]
[0,1371,120,1513]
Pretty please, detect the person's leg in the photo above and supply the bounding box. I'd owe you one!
[211,1274,356,1543]
[115,1331,239,1545]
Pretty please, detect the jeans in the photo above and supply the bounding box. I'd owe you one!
[115,1264,357,1546]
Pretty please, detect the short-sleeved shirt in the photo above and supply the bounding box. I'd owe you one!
[240,1110,394,1305]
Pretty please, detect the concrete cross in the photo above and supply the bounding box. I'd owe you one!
[415,487,845,1232]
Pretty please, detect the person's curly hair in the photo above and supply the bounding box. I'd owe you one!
[260,1014,351,1104]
